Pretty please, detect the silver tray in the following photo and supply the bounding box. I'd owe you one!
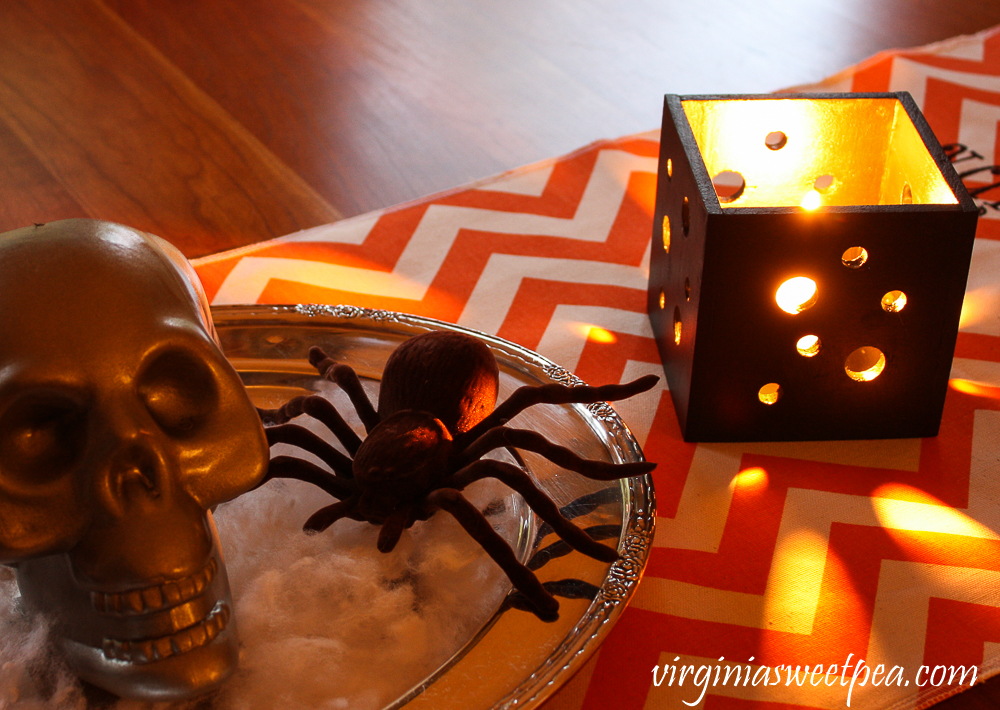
[213,304,656,710]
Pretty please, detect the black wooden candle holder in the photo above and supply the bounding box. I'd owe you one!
[647,92,978,442]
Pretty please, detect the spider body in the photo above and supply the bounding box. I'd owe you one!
[354,411,453,506]
[259,330,657,620]
[349,410,452,536]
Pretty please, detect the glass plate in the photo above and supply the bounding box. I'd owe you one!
[212,304,656,710]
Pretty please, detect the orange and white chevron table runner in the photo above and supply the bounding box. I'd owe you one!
[194,25,1000,710]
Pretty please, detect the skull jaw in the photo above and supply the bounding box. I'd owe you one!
[15,514,242,701]
[62,615,239,701]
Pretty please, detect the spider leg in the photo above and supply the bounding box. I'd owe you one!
[265,455,357,500]
[265,423,354,479]
[455,374,659,448]
[446,459,618,563]
[258,394,363,456]
[376,507,412,553]
[304,494,361,533]
[453,425,655,480]
[425,488,559,621]
[257,396,308,424]
[309,346,380,433]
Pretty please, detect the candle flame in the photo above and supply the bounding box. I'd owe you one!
[800,190,822,210]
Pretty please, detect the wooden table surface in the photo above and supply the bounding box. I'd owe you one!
[2,0,999,258]
[3,1,1000,707]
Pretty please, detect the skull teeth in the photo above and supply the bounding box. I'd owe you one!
[90,558,218,616]
[141,585,163,610]
[126,591,144,614]
[101,603,231,665]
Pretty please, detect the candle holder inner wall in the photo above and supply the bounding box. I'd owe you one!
[646,92,979,442]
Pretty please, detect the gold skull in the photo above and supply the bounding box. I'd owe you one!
[0,220,268,700]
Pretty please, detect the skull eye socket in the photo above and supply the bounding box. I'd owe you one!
[0,396,86,484]
[138,349,219,437]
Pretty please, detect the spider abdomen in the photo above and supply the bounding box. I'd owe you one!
[378,331,499,435]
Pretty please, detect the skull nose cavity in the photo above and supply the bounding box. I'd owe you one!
[90,558,217,615]
[108,438,167,507]
[121,464,158,496]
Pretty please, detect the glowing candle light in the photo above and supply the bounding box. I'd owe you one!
[648,93,978,442]
[775,277,817,314]
[800,189,821,210]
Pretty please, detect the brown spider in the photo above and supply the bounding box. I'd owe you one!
[257,330,657,620]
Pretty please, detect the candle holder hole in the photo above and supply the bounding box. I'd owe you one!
[813,174,835,192]
[796,335,822,357]
[673,306,682,345]
[775,277,818,314]
[713,170,746,203]
[765,131,788,150]
[901,183,913,204]
[684,277,691,301]
[845,346,885,382]
[666,158,673,180]
[841,246,868,269]
[758,383,782,405]
[658,288,665,310]
[662,215,671,253]
[881,290,907,313]
[682,196,691,236]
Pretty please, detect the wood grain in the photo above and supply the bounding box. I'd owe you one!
[0,0,339,256]
[0,118,84,229]
[107,0,1000,220]
[3,0,998,255]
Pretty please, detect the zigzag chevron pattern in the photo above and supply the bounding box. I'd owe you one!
[194,25,1000,710]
